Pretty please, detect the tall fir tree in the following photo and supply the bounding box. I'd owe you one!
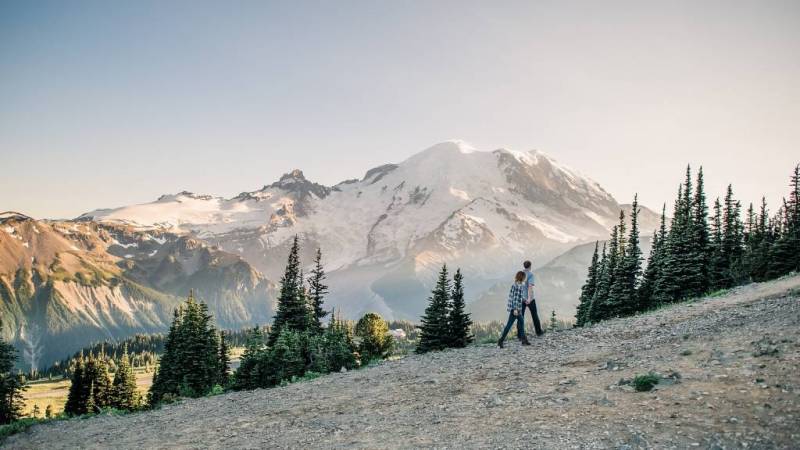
[654,184,689,303]
[708,197,727,290]
[721,185,745,286]
[768,165,800,277]
[217,331,230,387]
[110,345,140,411]
[233,326,264,391]
[587,240,611,323]
[447,268,473,348]
[607,210,630,317]
[307,247,329,334]
[64,353,86,416]
[416,264,452,353]
[268,235,312,346]
[0,319,26,424]
[575,242,600,326]
[149,291,221,404]
[639,204,667,310]
[687,167,710,296]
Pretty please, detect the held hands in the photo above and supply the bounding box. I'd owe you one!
[513,309,519,316]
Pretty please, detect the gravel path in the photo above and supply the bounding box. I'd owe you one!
[6,276,800,449]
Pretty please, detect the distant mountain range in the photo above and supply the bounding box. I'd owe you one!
[2,141,659,369]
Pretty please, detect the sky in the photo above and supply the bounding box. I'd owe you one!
[1,0,799,219]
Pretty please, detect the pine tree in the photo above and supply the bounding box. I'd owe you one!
[587,243,609,323]
[64,353,86,416]
[687,167,710,296]
[217,331,230,387]
[45,404,52,419]
[149,291,221,404]
[654,184,689,303]
[447,268,473,348]
[268,236,313,346]
[233,326,264,390]
[722,185,745,286]
[749,197,772,281]
[307,248,329,334]
[575,242,600,326]
[0,319,27,424]
[768,165,800,277]
[597,216,624,320]
[416,264,452,353]
[111,345,140,411]
[613,196,643,316]
[708,197,727,290]
[82,353,111,411]
[639,205,667,310]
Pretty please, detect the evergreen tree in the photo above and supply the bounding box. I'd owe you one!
[149,291,221,404]
[83,353,112,410]
[307,248,329,334]
[447,268,473,348]
[593,220,622,321]
[654,184,690,303]
[45,404,52,419]
[708,197,727,290]
[217,331,230,387]
[722,185,745,286]
[749,197,773,281]
[575,242,600,326]
[260,329,308,386]
[268,236,312,346]
[0,319,26,424]
[688,167,710,296]
[639,205,667,310]
[64,353,86,416]
[549,310,558,331]
[587,243,609,323]
[416,264,452,353]
[233,326,265,391]
[614,196,643,316]
[768,165,800,277]
[309,313,357,373]
[111,345,140,411]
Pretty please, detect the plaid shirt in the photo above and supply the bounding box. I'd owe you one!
[507,282,525,313]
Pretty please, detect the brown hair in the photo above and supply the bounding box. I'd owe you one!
[515,271,526,283]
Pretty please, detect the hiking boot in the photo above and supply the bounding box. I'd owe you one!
[521,337,531,346]
[497,339,504,348]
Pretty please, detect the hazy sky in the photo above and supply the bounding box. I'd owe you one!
[1,0,799,220]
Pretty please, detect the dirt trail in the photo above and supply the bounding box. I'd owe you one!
[6,276,800,449]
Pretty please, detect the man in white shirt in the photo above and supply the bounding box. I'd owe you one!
[521,260,544,336]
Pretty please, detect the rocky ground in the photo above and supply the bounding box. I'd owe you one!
[6,276,800,449]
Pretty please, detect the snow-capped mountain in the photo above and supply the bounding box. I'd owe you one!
[81,141,658,321]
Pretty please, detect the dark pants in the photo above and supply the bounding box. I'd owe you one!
[522,300,543,335]
[499,311,525,342]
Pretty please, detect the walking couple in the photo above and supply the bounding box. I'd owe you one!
[497,260,543,348]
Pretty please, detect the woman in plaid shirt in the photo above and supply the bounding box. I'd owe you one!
[498,271,531,347]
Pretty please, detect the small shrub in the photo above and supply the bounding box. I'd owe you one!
[632,373,660,392]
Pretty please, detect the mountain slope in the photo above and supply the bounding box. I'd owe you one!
[7,275,799,449]
[0,213,275,369]
[81,141,660,321]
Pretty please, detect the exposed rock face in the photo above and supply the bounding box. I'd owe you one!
[0,214,275,368]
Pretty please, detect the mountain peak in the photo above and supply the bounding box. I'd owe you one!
[0,211,34,223]
[268,169,331,199]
